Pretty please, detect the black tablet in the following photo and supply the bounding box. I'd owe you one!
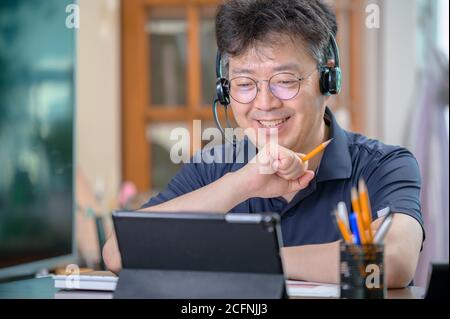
[112,211,287,299]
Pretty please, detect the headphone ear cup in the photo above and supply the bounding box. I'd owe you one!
[319,67,331,96]
[329,67,342,95]
[320,66,342,96]
[216,78,231,106]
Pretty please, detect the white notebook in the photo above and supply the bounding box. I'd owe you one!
[54,290,114,299]
[286,280,339,298]
[53,271,118,291]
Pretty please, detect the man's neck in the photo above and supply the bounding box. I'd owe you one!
[305,117,331,173]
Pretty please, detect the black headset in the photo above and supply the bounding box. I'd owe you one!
[318,34,342,96]
[215,51,231,107]
[214,33,342,106]
[213,33,342,137]
[213,50,232,137]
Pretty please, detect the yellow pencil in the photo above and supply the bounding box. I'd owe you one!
[351,187,367,245]
[337,216,352,243]
[300,139,333,162]
[358,179,374,243]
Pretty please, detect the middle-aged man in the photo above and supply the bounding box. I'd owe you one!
[104,0,424,288]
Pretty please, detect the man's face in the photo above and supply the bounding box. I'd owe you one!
[228,35,329,152]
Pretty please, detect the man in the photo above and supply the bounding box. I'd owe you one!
[104,0,424,287]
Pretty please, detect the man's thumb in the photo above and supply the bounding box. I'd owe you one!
[289,170,315,192]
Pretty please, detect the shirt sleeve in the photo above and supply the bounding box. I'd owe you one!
[141,151,212,209]
[364,147,425,241]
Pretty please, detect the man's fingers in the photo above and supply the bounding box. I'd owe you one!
[288,170,315,192]
[278,154,295,171]
[277,161,302,179]
[298,170,315,188]
[295,153,309,170]
[256,147,279,175]
[258,145,310,178]
[258,147,271,165]
[277,155,308,179]
[271,159,281,172]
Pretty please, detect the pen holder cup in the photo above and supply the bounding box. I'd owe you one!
[339,242,386,299]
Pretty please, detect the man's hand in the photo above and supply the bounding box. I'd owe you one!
[237,143,315,199]
[103,143,315,274]
[102,231,122,275]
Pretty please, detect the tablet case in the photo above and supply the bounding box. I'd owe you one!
[112,211,287,299]
[425,263,449,299]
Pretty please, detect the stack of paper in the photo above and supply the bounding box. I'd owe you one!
[286,280,339,298]
[53,271,117,291]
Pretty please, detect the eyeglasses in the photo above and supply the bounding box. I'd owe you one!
[228,70,317,104]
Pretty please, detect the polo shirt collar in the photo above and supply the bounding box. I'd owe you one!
[315,107,352,182]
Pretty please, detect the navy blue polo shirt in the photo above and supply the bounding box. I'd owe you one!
[143,107,425,247]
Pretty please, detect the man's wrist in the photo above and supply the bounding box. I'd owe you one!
[224,170,252,204]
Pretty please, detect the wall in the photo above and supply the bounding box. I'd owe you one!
[380,0,418,146]
[76,0,121,211]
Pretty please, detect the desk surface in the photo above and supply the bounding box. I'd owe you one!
[0,276,57,299]
[0,276,425,299]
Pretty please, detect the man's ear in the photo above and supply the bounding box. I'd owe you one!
[322,94,332,106]
[326,59,336,68]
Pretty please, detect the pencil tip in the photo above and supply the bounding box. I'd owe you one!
[358,178,366,189]
[351,187,358,198]
[323,139,334,146]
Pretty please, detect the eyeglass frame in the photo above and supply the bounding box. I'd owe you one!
[227,69,318,104]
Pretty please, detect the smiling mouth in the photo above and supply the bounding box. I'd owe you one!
[257,117,291,128]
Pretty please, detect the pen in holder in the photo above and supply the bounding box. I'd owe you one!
[340,242,386,299]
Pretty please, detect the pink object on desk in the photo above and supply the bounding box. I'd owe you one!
[118,182,137,208]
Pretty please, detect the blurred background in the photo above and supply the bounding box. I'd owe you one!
[0,0,448,287]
